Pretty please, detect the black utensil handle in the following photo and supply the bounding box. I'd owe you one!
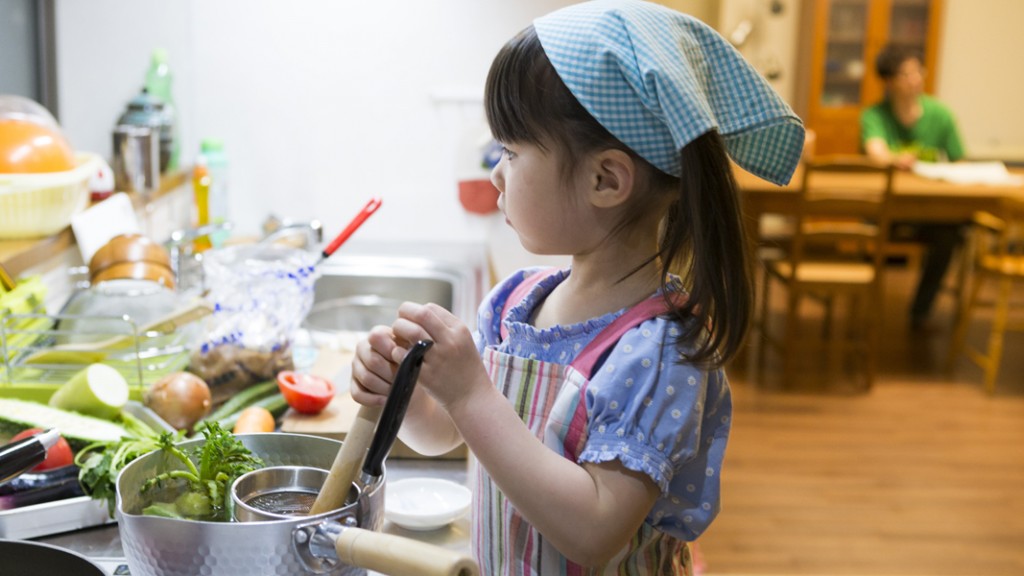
[0,435,48,485]
[363,340,432,478]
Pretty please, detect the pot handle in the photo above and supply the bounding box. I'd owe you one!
[309,403,382,515]
[334,525,479,576]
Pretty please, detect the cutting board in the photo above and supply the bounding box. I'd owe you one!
[280,347,467,459]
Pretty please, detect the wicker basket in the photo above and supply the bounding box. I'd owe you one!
[0,152,99,239]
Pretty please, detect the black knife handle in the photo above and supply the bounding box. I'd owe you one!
[363,340,433,478]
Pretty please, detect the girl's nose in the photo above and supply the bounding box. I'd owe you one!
[490,161,505,194]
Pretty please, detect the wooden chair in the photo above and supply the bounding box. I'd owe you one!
[756,156,895,389]
[946,200,1024,393]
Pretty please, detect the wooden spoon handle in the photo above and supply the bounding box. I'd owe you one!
[335,526,479,576]
[309,403,382,515]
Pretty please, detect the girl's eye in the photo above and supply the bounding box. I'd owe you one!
[502,146,517,160]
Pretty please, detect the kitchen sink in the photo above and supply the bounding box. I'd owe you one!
[302,243,488,336]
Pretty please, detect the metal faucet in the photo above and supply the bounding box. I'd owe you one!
[165,221,234,291]
[259,216,323,250]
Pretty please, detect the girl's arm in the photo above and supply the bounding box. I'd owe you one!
[392,303,662,566]
[351,325,463,456]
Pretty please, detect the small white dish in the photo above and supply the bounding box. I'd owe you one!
[385,477,472,531]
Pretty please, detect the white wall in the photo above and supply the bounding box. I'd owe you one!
[936,0,1024,160]
[717,0,800,104]
[51,0,1024,259]
[55,0,577,248]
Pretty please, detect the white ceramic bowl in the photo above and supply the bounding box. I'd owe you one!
[384,477,472,531]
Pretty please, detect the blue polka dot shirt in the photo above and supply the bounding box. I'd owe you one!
[475,268,733,540]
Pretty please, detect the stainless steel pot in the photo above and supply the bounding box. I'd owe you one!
[231,466,477,576]
[116,432,384,576]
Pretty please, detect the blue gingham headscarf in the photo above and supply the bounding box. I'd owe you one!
[534,0,804,185]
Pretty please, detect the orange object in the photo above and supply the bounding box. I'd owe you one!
[458,179,500,215]
[0,119,76,173]
[232,406,276,434]
[192,163,212,251]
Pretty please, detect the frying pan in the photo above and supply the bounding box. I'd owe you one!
[0,539,105,575]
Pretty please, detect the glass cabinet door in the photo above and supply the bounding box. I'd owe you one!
[888,0,932,64]
[821,0,869,107]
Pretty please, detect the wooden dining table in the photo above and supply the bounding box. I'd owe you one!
[734,163,1024,240]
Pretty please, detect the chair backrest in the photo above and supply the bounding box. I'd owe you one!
[971,197,1024,270]
[788,155,896,272]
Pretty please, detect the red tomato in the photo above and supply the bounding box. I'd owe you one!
[10,428,74,471]
[276,371,335,415]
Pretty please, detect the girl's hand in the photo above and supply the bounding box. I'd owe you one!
[350,325,401,407]
[390,302,490,410]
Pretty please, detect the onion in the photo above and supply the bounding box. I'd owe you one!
[144,372,212,431]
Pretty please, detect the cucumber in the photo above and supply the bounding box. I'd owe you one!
[49,364,129,420]
[0,398,130,451]
[203,380,279,424]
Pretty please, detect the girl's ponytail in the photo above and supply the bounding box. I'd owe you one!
[662,131,753,366]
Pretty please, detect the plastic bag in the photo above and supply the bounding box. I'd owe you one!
[188,245,319,403]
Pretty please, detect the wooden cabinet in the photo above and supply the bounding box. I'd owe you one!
[795,0,944,155]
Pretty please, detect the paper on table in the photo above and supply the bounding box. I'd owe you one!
[912,161,1024,186]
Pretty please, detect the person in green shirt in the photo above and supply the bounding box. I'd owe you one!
[861,44,966,331]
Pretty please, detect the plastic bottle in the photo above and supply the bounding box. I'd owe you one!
[191,157,212,251]
[144,48,179,171]
[200,138,230,248]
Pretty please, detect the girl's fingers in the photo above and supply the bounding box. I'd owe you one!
[423,302,462,328]
[353,326,400,399]
[396,302,447,337]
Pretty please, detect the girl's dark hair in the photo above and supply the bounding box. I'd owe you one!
[485,26,753,366]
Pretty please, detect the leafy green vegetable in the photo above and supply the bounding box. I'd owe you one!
[140,421,263,521]
[75,409,172,516]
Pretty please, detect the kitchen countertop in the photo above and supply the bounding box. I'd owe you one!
[36,457,472,575]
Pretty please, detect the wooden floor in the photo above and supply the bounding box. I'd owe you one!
[699,266,1024,576]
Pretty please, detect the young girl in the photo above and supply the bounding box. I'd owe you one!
[352,1,804,573]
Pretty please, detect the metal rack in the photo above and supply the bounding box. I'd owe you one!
[0,310,191,396]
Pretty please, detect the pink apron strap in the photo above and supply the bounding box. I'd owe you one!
[569,292,688,379]
[498,268,559,341]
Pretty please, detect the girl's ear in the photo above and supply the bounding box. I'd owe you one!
[588,149,635,208]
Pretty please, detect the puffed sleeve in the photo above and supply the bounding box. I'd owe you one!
[576,316,732,540]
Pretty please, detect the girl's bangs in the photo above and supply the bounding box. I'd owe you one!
[484,27,550,147]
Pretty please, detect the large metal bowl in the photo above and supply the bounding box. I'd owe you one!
[116,433,384,576]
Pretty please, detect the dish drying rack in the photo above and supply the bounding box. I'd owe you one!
[0,309,191,402]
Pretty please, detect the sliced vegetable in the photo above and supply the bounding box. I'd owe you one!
[0,398,130,451]
[48,363,129,419]
[277,371,335,415]
[144,372,212,431]
[232,406,276,434]
[10,428,73,471]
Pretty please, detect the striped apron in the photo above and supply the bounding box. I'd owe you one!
[473,275,693,575]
